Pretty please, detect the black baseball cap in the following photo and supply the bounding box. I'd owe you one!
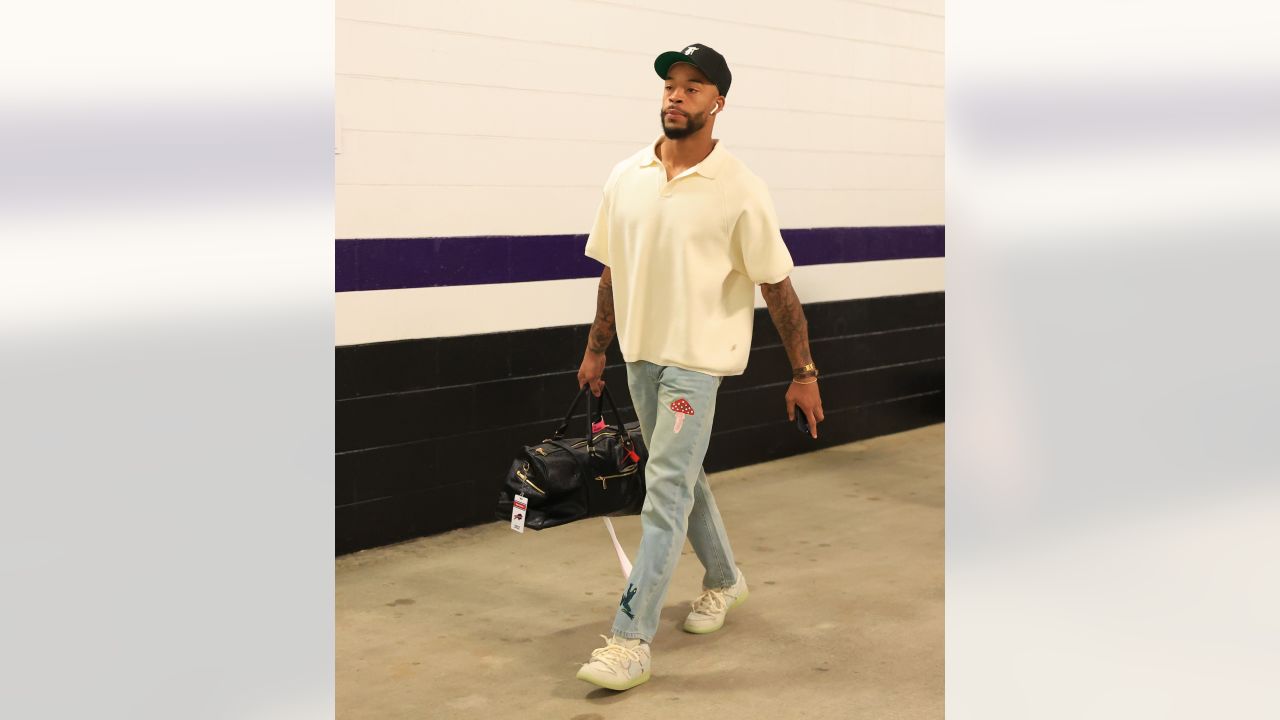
[654,44,732,97]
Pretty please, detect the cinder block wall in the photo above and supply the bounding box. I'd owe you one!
[335,0,945,554]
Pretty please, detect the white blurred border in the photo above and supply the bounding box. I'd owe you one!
[948,1,1280,718]
[0,2,334,718]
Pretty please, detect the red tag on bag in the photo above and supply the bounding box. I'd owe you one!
[627,447,640,463]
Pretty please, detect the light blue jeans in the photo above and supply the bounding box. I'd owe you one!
[611,360,739,644]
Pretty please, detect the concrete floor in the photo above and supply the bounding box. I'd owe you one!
[337,424,943,719]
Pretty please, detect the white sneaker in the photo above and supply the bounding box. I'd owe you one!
[682,568,749,634]
[575,634,651,691]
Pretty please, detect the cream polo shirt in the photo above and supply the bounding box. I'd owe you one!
[583,136,794,376]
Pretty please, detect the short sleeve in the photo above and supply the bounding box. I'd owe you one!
[583,190,610,266]
[730,177,794,285]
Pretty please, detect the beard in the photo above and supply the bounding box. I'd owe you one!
[660,108,707,139]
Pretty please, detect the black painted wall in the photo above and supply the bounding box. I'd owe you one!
[336,291,944,555]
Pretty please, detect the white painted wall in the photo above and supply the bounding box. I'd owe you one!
[335,0,944,344]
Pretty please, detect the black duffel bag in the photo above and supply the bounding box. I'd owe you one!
[495,383,647,530]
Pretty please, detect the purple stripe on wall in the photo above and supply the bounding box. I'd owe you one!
[335,225,943,292]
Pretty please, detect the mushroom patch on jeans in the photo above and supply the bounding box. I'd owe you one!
[669,398,695,433]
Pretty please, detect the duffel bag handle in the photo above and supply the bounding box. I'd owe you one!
[552,384,592,440]
[552,383,637,458]
[589,385,638,459]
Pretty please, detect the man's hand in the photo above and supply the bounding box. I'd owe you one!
[786,381,825,439]
[760,276,824,438]
[578,350,607,397]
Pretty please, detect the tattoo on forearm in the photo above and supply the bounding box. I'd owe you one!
[761,278,812,370]
[588,272,616,354]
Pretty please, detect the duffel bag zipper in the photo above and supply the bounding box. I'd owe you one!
[534,438,593,455]
[514,466,545,491]
[594,463,639,489]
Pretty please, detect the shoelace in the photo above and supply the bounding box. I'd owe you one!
[589,635,642,666]
[690,587,729,615]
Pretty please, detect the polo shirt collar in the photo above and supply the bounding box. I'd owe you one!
[638,135,725,179]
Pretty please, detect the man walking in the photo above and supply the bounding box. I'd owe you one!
[574,44,825,691]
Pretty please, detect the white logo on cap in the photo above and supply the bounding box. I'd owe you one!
[683,46,698,55]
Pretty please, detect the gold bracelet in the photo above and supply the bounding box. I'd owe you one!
[791,376,818,385]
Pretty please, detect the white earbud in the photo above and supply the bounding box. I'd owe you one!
[710,105,718,115]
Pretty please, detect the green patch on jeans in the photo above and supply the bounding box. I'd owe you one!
[620,583,638,619]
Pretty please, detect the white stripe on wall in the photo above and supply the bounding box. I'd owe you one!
[335,257,944,345]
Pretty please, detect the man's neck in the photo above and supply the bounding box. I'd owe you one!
[657,133,717,170]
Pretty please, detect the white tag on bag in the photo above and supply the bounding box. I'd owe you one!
[511,494,528,533]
